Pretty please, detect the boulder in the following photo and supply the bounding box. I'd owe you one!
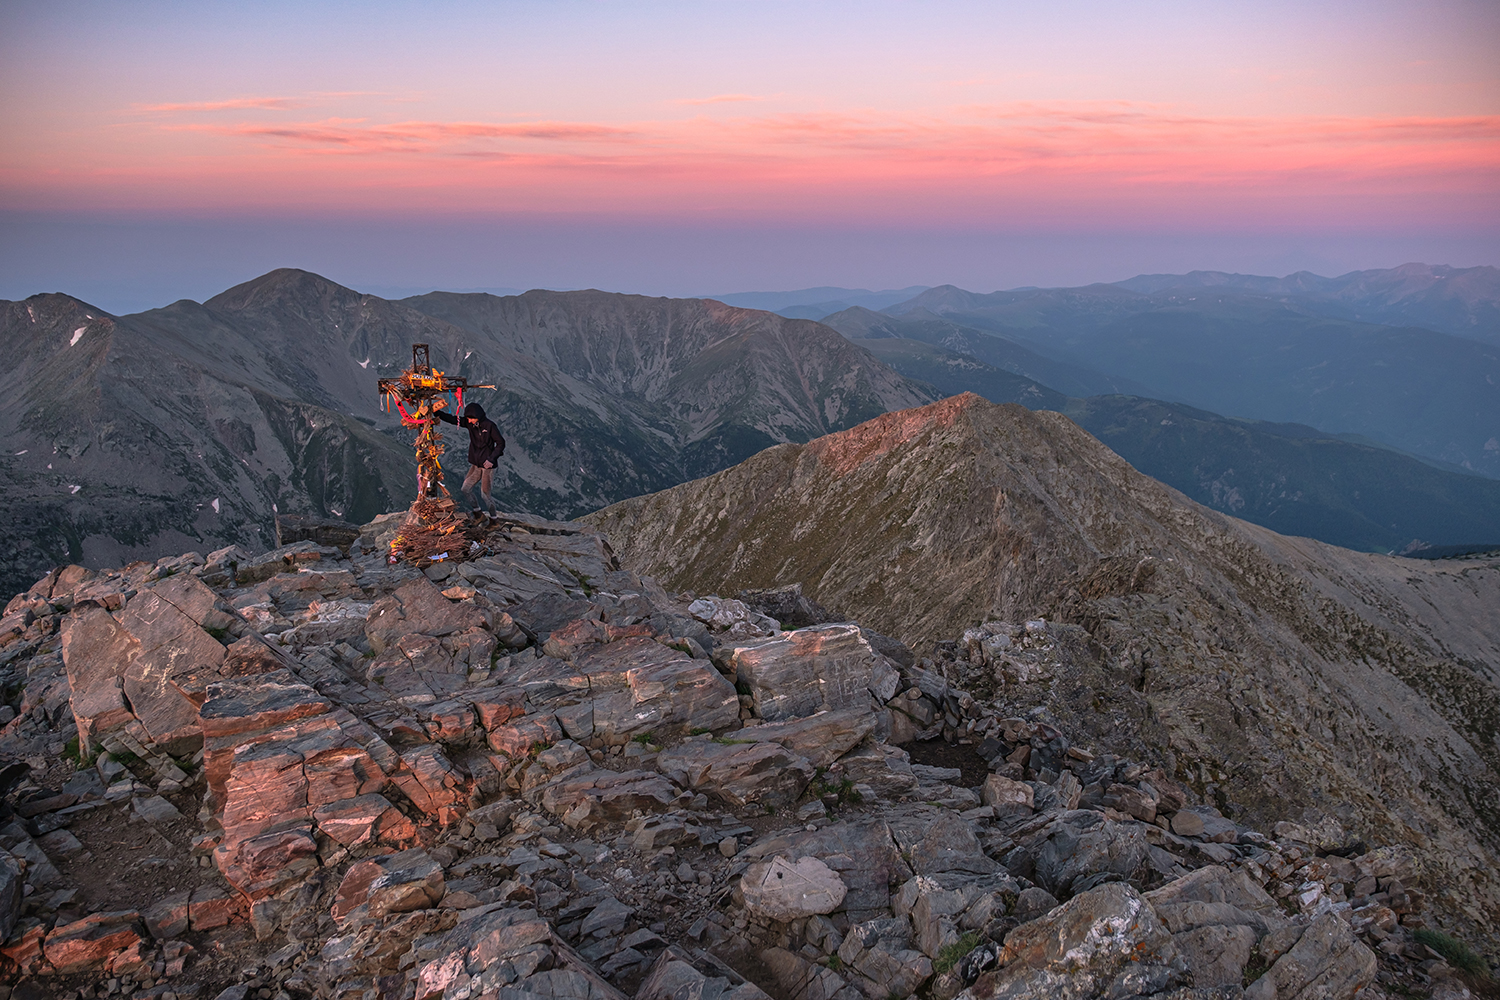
[275,512,362,551]
[573,636,740,741]
[981,774,1035,816]
[890,810,1000,876]
[313,793,417,847]
[760,946,861,1000]
[960,883,1177,1000]
[59,605,138,756]
[742,821,905,922]
[657,739,815,809]
[835,743,921,800]
[728,624,881,721]
[837,916,932,1000]
[0,849,22,941]
[1103,782,1157,824]
[638,946,774,1000]
[391,745,468,827]
[1173,924,1257,988]
[687,596,780,636]
[1256,912,1377,1000]
[1030,810,1149,898]
[332,848,446,920]
[213,825,320,901]
[742,855,848,921]
[1146,865,1290,936]
[113,575,229,753]
[409,905,554,1000]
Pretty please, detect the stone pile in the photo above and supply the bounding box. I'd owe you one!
[0,507,1487,999]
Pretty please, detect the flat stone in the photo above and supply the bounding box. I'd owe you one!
[365,577,486,653]
[742,855,847,922]
[580,895,633,937]
[132,795,182,824]
[43,910,143,975]
[1260,911,1378,1000]
[725,708,876,768]
[657,739,814,809]
[538,767,679,830]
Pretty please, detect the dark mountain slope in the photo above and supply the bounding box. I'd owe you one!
[587,393,1500,932]
[402,289,932,479]
[0,291,413,597]
[1062,395,1500,553]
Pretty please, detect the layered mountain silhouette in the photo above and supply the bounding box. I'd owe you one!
[5,265,1498,600]
[587,392,1500,929]
[0,271,929,597]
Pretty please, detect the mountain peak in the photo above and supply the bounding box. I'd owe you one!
[205,267,361,312]
[805,391,987,475]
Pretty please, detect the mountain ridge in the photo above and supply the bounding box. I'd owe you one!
[586,392,1500,934]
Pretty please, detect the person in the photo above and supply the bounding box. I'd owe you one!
[437,401,505,516]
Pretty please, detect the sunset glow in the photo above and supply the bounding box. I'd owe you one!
[2,0,1496,309]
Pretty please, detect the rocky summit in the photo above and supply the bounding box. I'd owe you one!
[588,394,1500,943]
[0,483,1489,999]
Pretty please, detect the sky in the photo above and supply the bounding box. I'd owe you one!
[2,0,1497,313]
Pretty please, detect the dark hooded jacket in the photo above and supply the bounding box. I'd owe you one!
[438,401,505,468]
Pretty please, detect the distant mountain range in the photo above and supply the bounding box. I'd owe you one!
[4,263,1498,599]
[1114,262,1500,346]
[869,264,1500,479]
[704,286,931,320]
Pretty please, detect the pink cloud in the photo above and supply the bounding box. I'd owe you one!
[674,94,765,106]
[133,97,309,113]
[7,100,1494,230]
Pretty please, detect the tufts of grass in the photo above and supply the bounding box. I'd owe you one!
[1415,929,1489,979]
[933,931,981,975]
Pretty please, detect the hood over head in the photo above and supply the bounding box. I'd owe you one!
[463,401,486,421]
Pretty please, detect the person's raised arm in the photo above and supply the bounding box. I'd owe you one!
[436,409,459,425]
